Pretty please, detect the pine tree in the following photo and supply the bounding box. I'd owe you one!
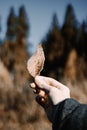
[16,6,29,41]
[51,13,59,30]
[42,13,64,80]
[63,4,77,28]
[0,16,1,44]
[76,21,87,59]
[62,4,78,49]
[6,7,16,40]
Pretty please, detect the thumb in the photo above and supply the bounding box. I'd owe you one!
[35,76,51,91]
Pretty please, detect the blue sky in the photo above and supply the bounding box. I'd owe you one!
[0,0,87,53]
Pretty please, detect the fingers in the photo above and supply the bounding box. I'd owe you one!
[30,83,48,106]
[35,76,51,91]
[35,76,68,91]
[36,95,50,108]
[30,82,46,97]
[30,76,70,106]
[30,83,36,88]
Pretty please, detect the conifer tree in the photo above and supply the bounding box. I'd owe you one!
[63,4,77,28]
[76,21,87,59]
[62,4,78,49]
[0,16,1,44]
[85,20,87,60]
[16,6,29,40]
[6,7,16,40]
[42,13,64,80]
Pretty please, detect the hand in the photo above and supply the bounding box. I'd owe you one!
[34,76,70,105]
[30,76,70,122]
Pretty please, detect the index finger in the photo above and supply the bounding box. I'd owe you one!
[35,76,51,91]
[35,76,67,90]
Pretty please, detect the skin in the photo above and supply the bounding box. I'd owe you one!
[30,76,70,105]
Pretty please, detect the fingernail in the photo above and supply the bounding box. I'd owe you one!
[30,83,36,88]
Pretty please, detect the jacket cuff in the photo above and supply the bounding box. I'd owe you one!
[52,98,80,129]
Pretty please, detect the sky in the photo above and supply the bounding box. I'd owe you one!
[0,0,87,54]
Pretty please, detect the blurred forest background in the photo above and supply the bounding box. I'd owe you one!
[0,3,87,130]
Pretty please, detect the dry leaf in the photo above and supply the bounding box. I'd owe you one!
[27,44,49,104]
[27,44,45,77]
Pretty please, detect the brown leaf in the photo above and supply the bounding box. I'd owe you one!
[27,44,45,77]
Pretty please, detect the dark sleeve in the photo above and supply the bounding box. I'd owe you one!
[52,98,87,130]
